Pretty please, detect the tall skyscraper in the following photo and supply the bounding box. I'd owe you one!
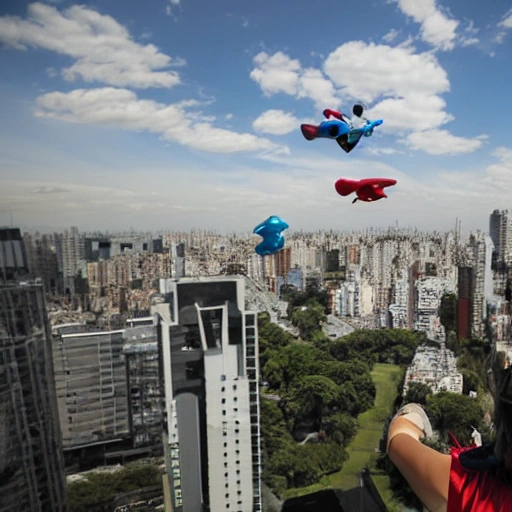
[489,209,511,269]
[0,228,68,511]
[60,226,85,294]
[153,277,262,512]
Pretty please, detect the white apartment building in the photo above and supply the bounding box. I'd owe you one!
[153,276,262,512]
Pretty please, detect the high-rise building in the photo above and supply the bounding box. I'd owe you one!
[52,329,130,451]
[61,227,85,294]
[457,266,472,341]
[467,232,494,338]
[489,209,512,270]
[153,276,262,512]
[0,228,68,511]
[171,242,186,279]
[123,323,163,448]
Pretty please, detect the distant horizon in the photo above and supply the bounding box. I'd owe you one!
[14,218,488,238]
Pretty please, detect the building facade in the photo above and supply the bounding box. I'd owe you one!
[0,228,68,511]
[153,277,262,512]
[53,329,130,450]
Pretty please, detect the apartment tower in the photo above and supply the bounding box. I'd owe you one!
[153,276,262,512]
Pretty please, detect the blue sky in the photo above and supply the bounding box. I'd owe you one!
[1,0,512,234]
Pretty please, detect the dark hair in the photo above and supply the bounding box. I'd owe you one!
[488,348,512,480]
[352,104,364,117]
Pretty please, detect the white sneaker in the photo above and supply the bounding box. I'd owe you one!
[394,403,433,439]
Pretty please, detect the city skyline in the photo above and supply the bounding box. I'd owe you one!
[1,1,512,233]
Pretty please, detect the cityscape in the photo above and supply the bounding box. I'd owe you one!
[2,0,512,510]
[1,207,511,511]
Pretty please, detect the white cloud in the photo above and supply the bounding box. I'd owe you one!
[460,37,479,47]
[250,43,483,155]
[34,87,288,155]
[405,130,487,155]
[323,41,463,142]
[382,29,400,43]
[366,147,398,156]
[166,0,181,17]
[394,0,459,51]
[498,9,512,29]
[250,52,339,109]
[4,146,512,234]
[496,9,512,43]
[250,52,301,96]
[0,2,182,88]
[253,110,301,135]
[324,42,450,105]
[34,185,70,194]
[366,94,453,132]
[296,68,339,108]
[486,147,512,182]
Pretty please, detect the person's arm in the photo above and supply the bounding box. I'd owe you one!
[323,109,344,121]
[388,417,451,512]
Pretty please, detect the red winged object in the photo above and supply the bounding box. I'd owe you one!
[335,178,397,204]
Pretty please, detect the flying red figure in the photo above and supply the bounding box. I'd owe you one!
[335,178,397,204]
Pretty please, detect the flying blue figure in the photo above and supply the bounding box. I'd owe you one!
[253,216,289,256]
[301,104,383,153]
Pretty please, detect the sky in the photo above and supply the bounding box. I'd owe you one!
[1,0,512,235]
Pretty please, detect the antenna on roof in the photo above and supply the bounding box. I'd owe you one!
[10,209,13,228]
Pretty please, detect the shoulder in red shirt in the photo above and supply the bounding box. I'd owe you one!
[448,445,512,511]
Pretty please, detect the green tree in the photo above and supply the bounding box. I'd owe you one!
[320,412,358,446]
[439,292,457,336]
[425,391,486,445]
[290,299,327,339]
[404,382,432,406]
[456,337,490,394]
[284,375,340,429]
[67,465,161,512]
[263,343,334,391]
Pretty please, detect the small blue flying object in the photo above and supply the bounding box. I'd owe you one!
[253,215,289,256]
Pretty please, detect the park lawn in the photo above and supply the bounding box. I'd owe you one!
[283,363,404,502]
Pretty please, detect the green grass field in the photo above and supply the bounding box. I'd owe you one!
[283,363,404,509]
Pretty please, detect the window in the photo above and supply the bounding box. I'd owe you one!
[222,398,226,404]
[224,452,228,457]
[233,385,237,390]
[233,407,238,412]
[224,442,227,448]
